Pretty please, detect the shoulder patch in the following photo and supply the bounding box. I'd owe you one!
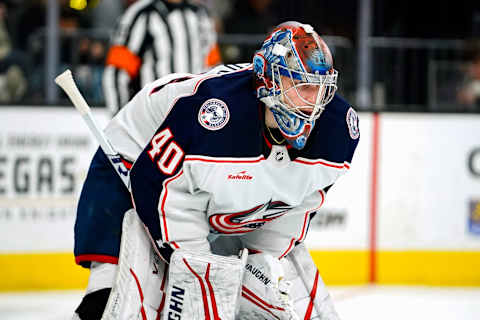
[346,107,359,139]
[198,98,230,131]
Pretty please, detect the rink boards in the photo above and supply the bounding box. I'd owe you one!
[0,108,479,290]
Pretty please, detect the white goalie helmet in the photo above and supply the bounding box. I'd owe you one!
[253,21,338,149]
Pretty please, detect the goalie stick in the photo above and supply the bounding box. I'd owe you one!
[56,69,172,320]
[55,69,179,263]
[55,70,130,190]
[56,69,185,262]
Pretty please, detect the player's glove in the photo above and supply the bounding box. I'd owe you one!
[238,253,299,320]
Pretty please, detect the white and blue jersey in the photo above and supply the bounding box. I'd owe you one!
[74,64,359,266]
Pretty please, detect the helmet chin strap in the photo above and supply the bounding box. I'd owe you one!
[262,97,314,150]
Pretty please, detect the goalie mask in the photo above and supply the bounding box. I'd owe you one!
[253,21,338,149]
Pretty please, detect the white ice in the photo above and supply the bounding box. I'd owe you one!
[0,285,479,320]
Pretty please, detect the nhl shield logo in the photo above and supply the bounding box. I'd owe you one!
[198,98,230,131]
[346,107,360,139]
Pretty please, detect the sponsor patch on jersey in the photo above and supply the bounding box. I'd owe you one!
[198,98,230,131]
[227,170,253,180]
[346,107,360,139]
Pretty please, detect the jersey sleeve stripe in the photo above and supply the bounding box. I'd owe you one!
[75,254,119,265]
[293,157,351,169]
[159,169,184,242]
[149,76,194,96]
[279,192,323,259]
[185,155,265,163]
[193,64,252,91]
[279,238,296,259]
[299,190,325,242]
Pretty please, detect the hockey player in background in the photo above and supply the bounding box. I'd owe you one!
[103,0,221,116]
[73,21,359,319]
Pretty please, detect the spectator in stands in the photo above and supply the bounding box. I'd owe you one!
[222,0,276,63]
[457,52,480,111]
[90,0,124,30]
[103,0,221,115]
[15,0,92,103]
[0,0,28,102]
[224,0,275,35]
[76,38,106,105]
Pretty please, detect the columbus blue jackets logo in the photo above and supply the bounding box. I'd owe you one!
[209,200,293,234]
[198,98,230,131]
[346,107,360,140]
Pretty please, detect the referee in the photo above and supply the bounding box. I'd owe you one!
[103,0,221,115]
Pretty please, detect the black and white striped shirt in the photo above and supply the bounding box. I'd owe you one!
[103,0,220,115]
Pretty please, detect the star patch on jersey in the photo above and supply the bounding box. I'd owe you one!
[198,98,230,131]
[346,107,359,139]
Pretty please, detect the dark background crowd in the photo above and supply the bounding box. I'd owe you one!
[1,0,480,111]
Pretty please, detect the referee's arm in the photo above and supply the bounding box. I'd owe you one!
[103,11,147,115]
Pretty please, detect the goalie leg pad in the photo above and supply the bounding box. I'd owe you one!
[163,248,245,320]
[101,209,167,320]
[283,243,340,320]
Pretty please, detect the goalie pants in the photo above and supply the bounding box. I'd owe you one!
[74,148,133,268]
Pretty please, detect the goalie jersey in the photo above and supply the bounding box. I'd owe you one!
[76,64,359,263]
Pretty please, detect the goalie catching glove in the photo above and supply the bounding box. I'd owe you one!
[238,253,299,320]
